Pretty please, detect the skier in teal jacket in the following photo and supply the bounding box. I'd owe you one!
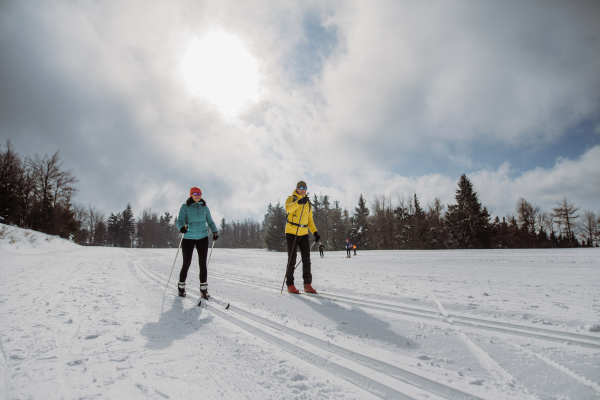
[176,186,218,299]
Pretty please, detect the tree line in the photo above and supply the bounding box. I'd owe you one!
[3,141,598,249]
[262,174,599,251]
[0,141,263,248]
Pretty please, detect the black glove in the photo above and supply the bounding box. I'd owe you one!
[298,196,309,204]
[180,226,188,234]
[314,231,320,242]
[213,233,219,241]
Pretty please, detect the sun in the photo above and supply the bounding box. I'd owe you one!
[179,30,261,117]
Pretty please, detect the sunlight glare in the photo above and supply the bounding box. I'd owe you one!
[180,30,261,116]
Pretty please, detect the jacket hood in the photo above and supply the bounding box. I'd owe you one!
[186,197,206,207]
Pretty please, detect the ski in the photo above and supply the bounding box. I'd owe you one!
[198,296,230,310]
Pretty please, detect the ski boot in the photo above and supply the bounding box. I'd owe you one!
[200,283,210,300]
[287,285,300,294]
[178,282,186,297]
[304,284,317,294]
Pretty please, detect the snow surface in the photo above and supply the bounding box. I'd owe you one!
[1,223,600,399]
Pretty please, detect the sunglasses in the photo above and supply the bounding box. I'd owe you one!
[191,192,202,196]
[297,187,307,190]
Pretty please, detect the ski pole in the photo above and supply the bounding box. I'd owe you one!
[206,235,216,269]
[280,200,307,294]
[161,228,185,312]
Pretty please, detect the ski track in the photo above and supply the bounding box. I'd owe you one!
[132,257,381,400]
[137,264,428,399]
[2,244,600,400]
[138,258,524,400]
[204,268,600,400]
[209,270,600,348]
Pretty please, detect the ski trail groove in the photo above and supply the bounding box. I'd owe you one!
[138,259,487,400]
[210,271,600,348]
[430,291,516,385]
[135,260,421,400]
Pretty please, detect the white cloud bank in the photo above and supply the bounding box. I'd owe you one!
[1,0,599,223]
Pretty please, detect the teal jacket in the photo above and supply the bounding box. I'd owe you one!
[176,198,218,240]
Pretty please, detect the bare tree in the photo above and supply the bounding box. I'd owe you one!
[516,197,540,235]
[536,211,553,235]
[578,211,597,247]
[26,151,78,233]
[551,197,579,240]
[86,204,104,245]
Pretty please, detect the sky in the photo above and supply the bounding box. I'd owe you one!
[1,0,599,224]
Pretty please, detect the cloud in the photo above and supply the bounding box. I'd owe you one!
[319,1,600,158]
[1,0,599,225]
[472,145,600,216]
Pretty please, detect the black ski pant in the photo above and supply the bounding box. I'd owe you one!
[285,233,312,286]
[346,248,351,257]
[179,237,209,285]
[319,248,324,257]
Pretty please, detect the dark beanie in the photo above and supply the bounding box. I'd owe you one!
[296,180,307,189]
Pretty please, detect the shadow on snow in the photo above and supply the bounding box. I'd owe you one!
[140,298,213,350]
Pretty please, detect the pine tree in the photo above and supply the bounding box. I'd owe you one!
[411,193,427,249]
[263,202,287,251]
[328,201,344,251]
[120,203,135,247]
[107,212,121,247]
[445,174,490,249]
[348,194,370,249]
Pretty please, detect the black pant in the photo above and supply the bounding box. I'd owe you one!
[347,248,351,257]
[285,233,312,286]
[319,248,324,257]
[179,237,209,284]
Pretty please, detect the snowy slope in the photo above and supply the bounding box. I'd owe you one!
[1,223,600,399]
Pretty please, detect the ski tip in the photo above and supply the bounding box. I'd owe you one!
[225,303,230,310]
[198,300,202,307]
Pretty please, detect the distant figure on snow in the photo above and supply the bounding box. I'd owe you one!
[284,181,320,294]
[176,186,219,300]
[346,239,352,258]
[353,244,357,256]
[318,242,324,258]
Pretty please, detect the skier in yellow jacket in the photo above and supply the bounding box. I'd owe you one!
[284,180,320,294]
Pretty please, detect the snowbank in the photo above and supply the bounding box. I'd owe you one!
[0,223,81,254]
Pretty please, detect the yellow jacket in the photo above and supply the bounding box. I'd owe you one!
[285,190,317,236]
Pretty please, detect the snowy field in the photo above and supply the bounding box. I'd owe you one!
[1,223,600,400]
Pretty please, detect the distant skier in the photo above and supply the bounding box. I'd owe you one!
[353,244,357,256]
[176,186,219,300]
[285,181,320,294]
[318,242,324,258]
[346,239,352,258]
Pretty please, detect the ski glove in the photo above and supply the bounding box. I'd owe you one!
[180,226,188,234]
[313,231,320,242]
[297,196,309,204]
[213,233,219,241]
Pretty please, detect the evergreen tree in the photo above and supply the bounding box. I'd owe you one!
[328,201,345,251]
[120,203,135,247]
[263,202,287,251]
[348,194,370,249]
[94,220,106,246]
[411,193,427,249]
[107,212,121,247]
[445,174,490,249]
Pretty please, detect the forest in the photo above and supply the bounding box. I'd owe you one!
[2,141,598,250]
